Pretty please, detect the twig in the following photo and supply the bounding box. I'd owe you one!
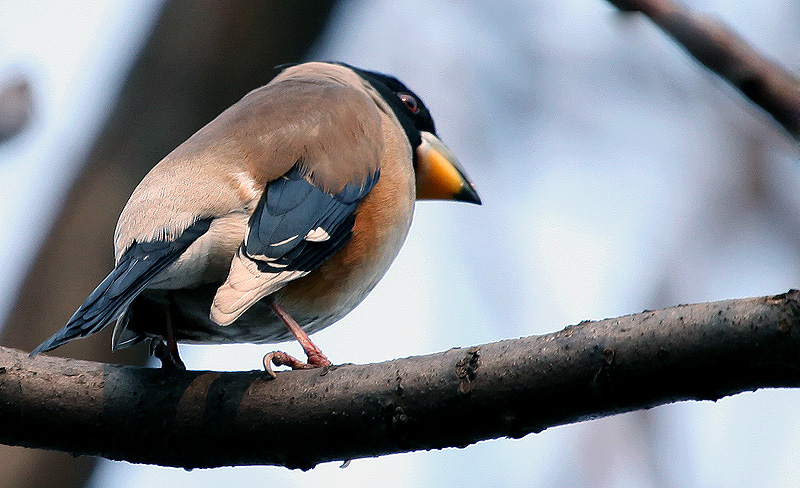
[607,0,800,140]
[2,291,800,469]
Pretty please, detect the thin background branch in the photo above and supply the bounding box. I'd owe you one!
[607,0,800,140]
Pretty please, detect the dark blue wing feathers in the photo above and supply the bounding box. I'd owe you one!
[265,172,315,215]
[30,218,211,356]
[289,213,356,272]
[245,164,378,274]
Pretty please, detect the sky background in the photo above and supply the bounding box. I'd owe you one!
[1,1,800,487]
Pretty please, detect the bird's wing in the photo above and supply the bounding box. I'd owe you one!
[210,164,379,325]
[30,218,212,356]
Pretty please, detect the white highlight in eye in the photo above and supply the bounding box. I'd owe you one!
[305,227,330,242]
[270,235,299,247]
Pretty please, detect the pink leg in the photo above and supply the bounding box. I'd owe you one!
[269,301,332,368]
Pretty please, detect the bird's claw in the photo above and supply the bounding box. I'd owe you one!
[262,350,332,378]
[152,339,186,370]
[263,351,314,378]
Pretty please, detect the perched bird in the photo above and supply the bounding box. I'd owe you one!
[30,62,480,370]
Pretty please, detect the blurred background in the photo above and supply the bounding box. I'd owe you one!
[1,1,799,487]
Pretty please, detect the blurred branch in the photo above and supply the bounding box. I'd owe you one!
[607,0,800,140]
[3,290,800,470]
[0,75,33,144]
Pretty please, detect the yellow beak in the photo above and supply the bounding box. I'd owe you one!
[414,131,481,204]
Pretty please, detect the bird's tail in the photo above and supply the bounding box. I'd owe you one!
[30,253,161,356]
[30,218,212,356]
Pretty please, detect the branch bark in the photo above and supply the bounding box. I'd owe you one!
[607,0,800,140]
[3,290,800,470]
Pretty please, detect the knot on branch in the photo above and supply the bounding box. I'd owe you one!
[455,347,481,395]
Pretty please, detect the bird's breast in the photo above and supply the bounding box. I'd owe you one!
[275,114,416,332]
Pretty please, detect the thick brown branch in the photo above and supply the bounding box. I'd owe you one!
[2,291,800,470]
[607,0,800,140]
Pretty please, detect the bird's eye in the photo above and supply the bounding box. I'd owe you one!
[398,93,420,114]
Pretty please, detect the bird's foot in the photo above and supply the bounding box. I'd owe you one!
[148,298,187,370]
[268,301,333,374]
[262,350,332,378]
[152,339,186,370]
[305,349,333,368]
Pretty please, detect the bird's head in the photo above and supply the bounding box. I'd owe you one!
[344,65,482,205]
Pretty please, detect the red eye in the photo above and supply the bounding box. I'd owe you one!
[399,93,420,114]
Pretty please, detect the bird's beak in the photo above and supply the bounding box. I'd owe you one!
[415,131,481,204]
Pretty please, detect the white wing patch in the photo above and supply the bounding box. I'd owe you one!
[270,234,300,247]
[305,227,330,242]
[210,248,309,326]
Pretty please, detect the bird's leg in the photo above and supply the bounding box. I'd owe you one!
[268,301,332,368]
[153,299,186,370]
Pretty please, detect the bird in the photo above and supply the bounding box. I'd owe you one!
[30,61,481,371]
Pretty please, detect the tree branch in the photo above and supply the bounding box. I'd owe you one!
[606,0,800,140]
[2,291,800,469]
